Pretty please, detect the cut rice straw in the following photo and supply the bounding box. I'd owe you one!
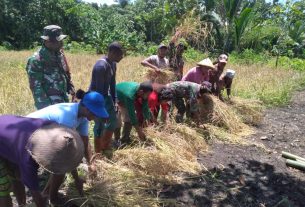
[145,69,177,84]
[65,95,263,207]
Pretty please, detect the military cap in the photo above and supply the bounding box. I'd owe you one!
[41,25,67,41]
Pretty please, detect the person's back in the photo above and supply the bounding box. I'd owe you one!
[0,115,54,189]
[116,82,139,103]
[167,81,200,98]
[26,103,88,135]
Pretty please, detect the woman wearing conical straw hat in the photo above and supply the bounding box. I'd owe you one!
[0,115,84,207]
[182,58,215,84]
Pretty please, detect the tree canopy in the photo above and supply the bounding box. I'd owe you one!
[0,0,304,57]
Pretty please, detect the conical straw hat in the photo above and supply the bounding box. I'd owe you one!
[27,123,84,174]
[197,58,215,70]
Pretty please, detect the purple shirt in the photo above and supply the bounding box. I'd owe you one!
[182,67,209,84]
[0,115,54,191]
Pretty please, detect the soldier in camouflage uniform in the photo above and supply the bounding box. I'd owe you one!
[26,25,75,110]
[166,81,211,123]
[168,32,186,81]
[168,42,186,81]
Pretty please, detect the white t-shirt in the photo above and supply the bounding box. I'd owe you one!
[147,55,169,69]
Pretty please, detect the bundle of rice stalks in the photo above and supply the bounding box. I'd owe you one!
[145,69,177,84]
[198,95,252,134]
[174,9,215,50]
[229,97,264,126]
[66,123,208,207]
[67,159,163,207]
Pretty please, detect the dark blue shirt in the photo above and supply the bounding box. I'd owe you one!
[89,57,116,101]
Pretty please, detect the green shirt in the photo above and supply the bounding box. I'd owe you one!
[116,82,150,125]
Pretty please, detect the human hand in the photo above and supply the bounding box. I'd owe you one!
[137,128,146,141]
[155,68,162,73]
[88,164,97,178]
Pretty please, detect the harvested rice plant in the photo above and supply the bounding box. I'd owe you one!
[1,51,305,206]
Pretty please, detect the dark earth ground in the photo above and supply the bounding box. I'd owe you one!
[161,91,305,207]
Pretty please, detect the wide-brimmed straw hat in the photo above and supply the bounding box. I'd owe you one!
[197,58,215,70]
[27,123,84,174]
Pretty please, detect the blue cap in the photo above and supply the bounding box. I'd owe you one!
[82,92,109,118]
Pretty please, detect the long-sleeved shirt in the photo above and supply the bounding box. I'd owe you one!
[116,82,150,125]
[0,115,54,191]
[89,57,116,102]
[167,81,201,112]
[26,46,74,109]
[182,66,210,84]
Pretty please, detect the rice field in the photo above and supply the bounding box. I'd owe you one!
[1,50,305,206]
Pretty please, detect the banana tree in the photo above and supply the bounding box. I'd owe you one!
[222,0,254,52]
[234,7,253,51]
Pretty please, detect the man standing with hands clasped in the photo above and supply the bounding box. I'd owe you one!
[89,42,124,153]
[26,25,75,110]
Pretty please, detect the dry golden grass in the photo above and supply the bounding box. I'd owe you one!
[1,50,304,206]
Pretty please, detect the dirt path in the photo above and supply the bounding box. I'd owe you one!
[161,91,305,207]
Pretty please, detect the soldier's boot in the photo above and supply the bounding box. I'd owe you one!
[120,122,133,146]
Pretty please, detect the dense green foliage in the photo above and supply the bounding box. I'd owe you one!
[0,0,304,57]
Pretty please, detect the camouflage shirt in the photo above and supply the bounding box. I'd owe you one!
[167,81,200,112]
[26,46,74,109]
[168,42,184,79]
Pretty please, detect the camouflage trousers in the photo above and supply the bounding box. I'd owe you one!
[172,96,195,123]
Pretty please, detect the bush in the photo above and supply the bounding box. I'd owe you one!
[276,56,305,71]
[65,41,95,54]
[0,41,13,51]
[184,48,206,62]
[229,49,271,65]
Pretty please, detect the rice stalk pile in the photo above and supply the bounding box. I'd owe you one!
[145,69,177,84]
[66,123,208,207]
[197,94,263,142]
[174,9,215,50]
[198,95,247,133]
[229,97,264,126]
[70,95,263,206]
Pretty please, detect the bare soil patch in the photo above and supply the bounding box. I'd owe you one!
[161,91,305,207]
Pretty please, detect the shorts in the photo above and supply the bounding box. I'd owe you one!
[93,95,118,137]
[0,159,11,197]
[115,105,134,131]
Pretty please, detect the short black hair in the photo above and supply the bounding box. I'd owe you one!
[108,41,123,53]
[76,89,86,99]
[159,88,174,101]
[139,81,153,93]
